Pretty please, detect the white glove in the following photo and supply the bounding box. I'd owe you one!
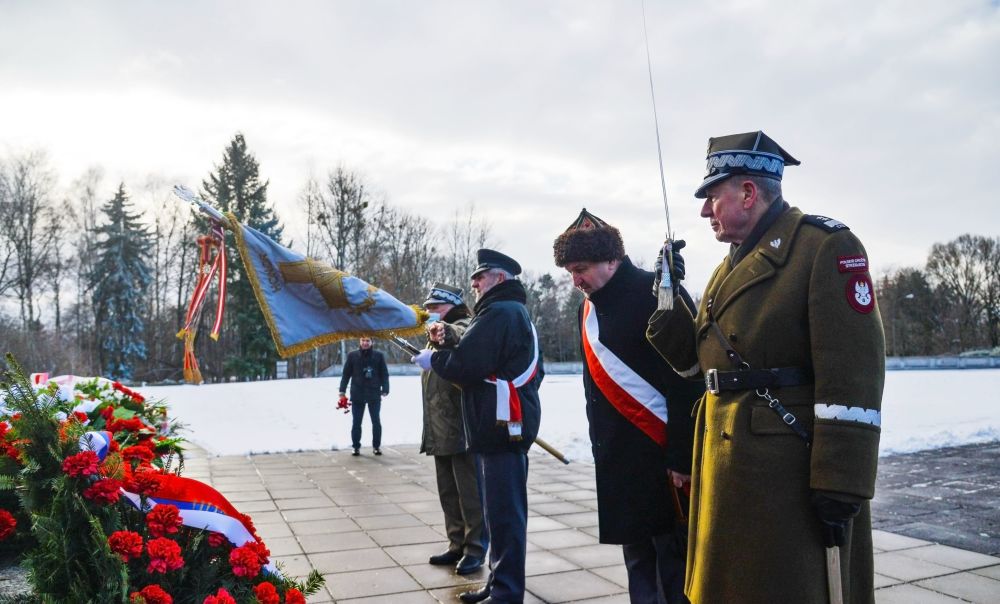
[411,349,434,370]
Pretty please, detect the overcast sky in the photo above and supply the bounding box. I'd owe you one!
[1,0,998,295]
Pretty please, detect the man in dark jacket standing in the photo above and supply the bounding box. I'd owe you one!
[339,337,390,456]
[554,209,702,604]
[419,283,487,575]
[412,249,542,604]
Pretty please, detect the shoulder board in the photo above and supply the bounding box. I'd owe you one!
[802,214,850,233]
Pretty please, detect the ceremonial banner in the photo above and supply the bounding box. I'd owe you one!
[226,213,430,358]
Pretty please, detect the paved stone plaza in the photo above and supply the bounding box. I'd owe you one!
[183,444,1000,603]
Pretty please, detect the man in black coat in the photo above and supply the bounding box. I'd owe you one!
[412,249,542,604]
[554,209,703,604]
[339,337,390,456]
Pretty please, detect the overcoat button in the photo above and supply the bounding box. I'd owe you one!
[729,333,738,342]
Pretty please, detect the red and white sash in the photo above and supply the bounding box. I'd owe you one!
[581,300,668,446]
[485,324,540,440]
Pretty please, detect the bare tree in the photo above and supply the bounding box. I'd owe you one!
[926,235,983,351]
[437,203,494,289]
[975,236,1000,347]
[312,166,370,272]
[0,151,59,331]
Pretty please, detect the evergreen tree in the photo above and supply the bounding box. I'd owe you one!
[202,133,283,379]
[90,183,152,380]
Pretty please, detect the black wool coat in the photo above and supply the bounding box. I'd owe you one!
[431,279,543,454]
[580,257,703,544]
[338,348,389,401]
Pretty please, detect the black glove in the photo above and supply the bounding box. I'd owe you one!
[811,492,861,548]
[652,239,687,297]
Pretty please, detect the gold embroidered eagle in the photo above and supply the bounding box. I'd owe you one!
[279,258,376,315]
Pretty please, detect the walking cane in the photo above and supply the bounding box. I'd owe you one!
[826,546,844,604]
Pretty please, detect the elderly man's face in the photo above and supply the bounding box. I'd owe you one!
[359,337,373,350]
[565,260,619,297]
[700,179,754,244]
[471,271,504,301]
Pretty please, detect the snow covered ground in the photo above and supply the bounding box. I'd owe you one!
[143,369,1000,461]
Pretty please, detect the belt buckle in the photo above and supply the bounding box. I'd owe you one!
[705,369,720,394]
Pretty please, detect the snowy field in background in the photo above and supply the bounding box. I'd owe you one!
[143,370,1000,461]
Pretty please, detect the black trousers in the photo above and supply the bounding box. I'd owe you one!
[622,532,688,604]
[479,451,528,604]
[350,397,382,449]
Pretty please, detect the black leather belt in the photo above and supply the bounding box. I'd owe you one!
[704,366,813,395]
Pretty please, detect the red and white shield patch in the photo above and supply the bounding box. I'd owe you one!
[846,274,875,314]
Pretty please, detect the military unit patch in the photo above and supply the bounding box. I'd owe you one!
[846,274,875,314]
[803,214,849,232]
[838,255,869,273]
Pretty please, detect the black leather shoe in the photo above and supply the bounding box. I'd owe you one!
[373,448,382,455]
[458,585,490,603]
[351,448,360,456]
[455,554,483,575]
[428,550,462,565]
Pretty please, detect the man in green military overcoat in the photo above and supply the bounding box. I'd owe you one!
[646,131,885,603]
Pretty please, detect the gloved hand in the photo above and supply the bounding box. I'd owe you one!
[811,491,861,548]
[652,239,687,297]
[411,349,433,371]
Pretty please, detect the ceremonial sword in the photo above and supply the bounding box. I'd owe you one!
[641,0,676,311]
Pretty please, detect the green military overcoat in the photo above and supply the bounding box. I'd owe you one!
[420,310,471,456]
[647,206,885,604]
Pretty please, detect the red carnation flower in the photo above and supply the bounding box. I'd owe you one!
[0,509,17,541]
[207,532,227,548]
[108,417,145,434]
[73,411,90,423]
[135,436,157,449]
[229,543,262,578]
[0,422,9,438]
[252,582,279,604]
[202,587,236,604]
[146,504,182,538]
[129,584,173,604]
[62,450,100,478]
[146,537,184,574]
[284,588,306,604]
[122,445,155,465]
[125,469,162,496]
[100,406,115,422]
[83,478,122,505]
[108,530,144,562]
[247,538,270,564]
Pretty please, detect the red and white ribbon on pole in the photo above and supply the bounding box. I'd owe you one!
[176,222,226,384]
[581,300,668,446]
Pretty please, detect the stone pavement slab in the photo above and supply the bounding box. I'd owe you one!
[190,442,1000,603]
